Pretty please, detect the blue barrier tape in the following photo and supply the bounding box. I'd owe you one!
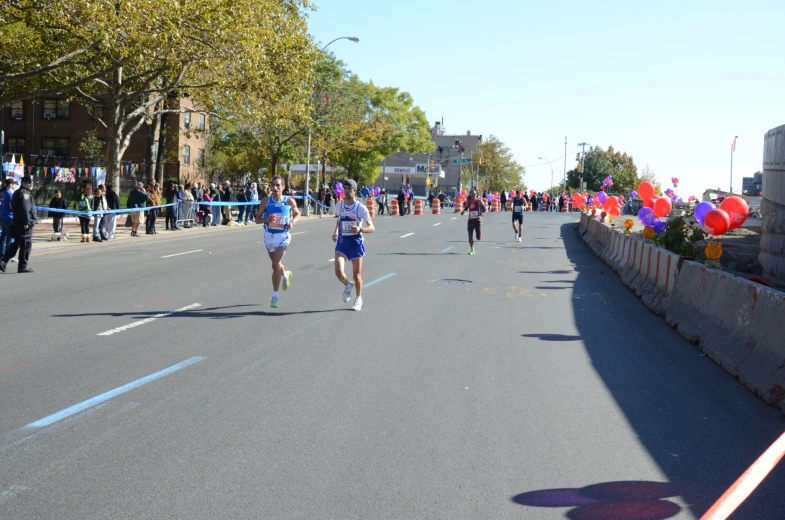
[35,202,177,217]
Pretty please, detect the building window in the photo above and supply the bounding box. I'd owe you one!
[42,99,70,119]
[198,114,206,131]
[197,148,205,167]
[7,138,25,154]
[90,104,104,119]
[41,138,69,157]
[184,111,192,129]
[10,102,23,120]
[183,145,190,165]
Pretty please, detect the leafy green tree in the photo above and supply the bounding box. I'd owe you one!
[1,0,318,189]
[566,145,639,195]
[328,77,434,185]
[474,136,525,193]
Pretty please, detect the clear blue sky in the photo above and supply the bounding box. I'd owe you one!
[308,0,783,198]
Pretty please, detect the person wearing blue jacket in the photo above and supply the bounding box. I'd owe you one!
[0,178,16,258]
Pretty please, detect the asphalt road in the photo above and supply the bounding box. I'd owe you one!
[1,210,784,519]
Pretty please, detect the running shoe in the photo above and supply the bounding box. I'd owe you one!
[518,236,522,242]
[352,297,363,311]
[342,281,354,303]
[514,233,518,241]
[282,270,293,291]
[468,250,476,255]
[270,296,279,308]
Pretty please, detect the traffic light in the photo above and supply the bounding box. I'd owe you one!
[577,162,582,173]
[575,153,580,162]
[478,155,485,166]
[429,160,435,172]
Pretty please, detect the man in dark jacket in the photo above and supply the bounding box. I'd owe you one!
[127,182,149,237]
[397,187,406,217]
[222,181,233,224]
[104,184,120,239]
[0,176,37,273]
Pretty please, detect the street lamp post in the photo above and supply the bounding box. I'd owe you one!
[304,36,360,216]
[730,135,738,195]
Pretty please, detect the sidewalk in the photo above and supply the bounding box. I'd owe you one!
[27,214,326,254]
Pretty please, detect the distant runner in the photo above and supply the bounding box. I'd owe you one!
[461,190,487,255]
[255,175,299,309]
[512,189,525,242]
[332,179,375,311]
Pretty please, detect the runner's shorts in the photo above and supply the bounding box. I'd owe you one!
[467,219,481,239]
[264,231,291,252]
[512,213,523,225]
[335,241,366,260]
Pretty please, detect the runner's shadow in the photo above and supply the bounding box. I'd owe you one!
[535,286,570,290]
[53,305,349,320]
[379,253,457,256]
[519,270,573,274]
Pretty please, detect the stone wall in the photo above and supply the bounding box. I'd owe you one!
[760,125,785,283]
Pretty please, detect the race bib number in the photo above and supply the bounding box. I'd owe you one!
[514,206,523,213]
[341,221,358,235]
[469,211,479,219]
[268,214,286,230]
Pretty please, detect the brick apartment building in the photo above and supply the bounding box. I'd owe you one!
[1,96,208,187]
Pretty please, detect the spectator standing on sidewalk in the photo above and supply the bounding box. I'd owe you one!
[209,183,221,226]
[222,181,233,225]
[48,190,67,239]
[0,176,37,273]
[236,186,247,224]
[146,184,161,234]
[105,184,120,239]
[127,182,148,237]
[199,188,213,227]
[92,185,109,242]
[397,187,406,217]
[246,183,259,223]
[1,178,16,259]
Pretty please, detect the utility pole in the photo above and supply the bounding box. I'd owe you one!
[578,142,590,192]
[730,136,738,194]
[563,136,567,193]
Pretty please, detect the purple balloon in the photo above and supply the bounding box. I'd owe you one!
[694,201,713,227]
[653,220,667,234]
[596,191,608,204]
[638,207,655,227]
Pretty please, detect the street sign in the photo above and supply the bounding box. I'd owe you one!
[451,158,473,164]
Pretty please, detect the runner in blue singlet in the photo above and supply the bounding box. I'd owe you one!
[332,179,375,311]
[255,175,300,308]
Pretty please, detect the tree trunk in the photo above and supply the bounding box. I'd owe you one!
[106,132,123,190]
[155,109,170,185]
[270,154,279,179]
[146,110,161,185]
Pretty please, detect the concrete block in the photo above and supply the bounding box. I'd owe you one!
[665,261,785,412]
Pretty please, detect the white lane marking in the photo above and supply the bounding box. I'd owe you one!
[0,485,26,504]
[433,223,441,227]
[291,231,306,235]
[25,357,206,428]
[400,233,415,238]
[97,303,202,336]
[440,246,455,253]
[365,273,397,288]
[328,258,335,262]
[451,217,457,220]
[160,249,203,258]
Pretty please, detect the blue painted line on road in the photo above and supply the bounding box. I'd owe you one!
[365,273,397,288]
[440,246,455,253]
[25,356,206,429]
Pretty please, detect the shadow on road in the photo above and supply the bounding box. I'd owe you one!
[53,304,350,320]
[515,222,785,518]
[512,480,681,520]
[521,333,582,342]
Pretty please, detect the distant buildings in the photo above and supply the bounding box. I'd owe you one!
[376,121,482,196]
[742,171,763,196]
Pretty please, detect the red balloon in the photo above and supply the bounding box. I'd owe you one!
[603,195,619,211]
[654,197,672,218]
[638,181,656,201]
[643,197,657,210]
[719,196,749,230]
[704,209,730,236]
[609,206,621,217]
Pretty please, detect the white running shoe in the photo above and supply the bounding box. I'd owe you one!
[514,233,518,241]
[518,236,522,242]
[342,281,354,303]
[352,296,363,311]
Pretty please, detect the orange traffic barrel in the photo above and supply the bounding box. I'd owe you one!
[414,199,423,215]
[432,199,441,215]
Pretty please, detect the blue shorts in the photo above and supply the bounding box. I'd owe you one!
[335,241,365,260]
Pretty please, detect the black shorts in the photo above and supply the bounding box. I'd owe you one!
[467,219,481,239]
[512,214,523,224]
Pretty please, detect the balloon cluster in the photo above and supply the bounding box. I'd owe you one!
[688,195,698,203]
[629,190,637,200]
[664,188,676,199]
[374,187,381,196]
[671,177,679,188]
[637,181,672,235]
[694,197,749,236]
[601,176,613,191]
[334,182,344,200]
